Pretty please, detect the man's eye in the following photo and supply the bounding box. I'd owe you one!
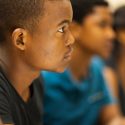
[58,27,64,33]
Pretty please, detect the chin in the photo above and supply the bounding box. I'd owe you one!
[42,62,69,73]
[52,64,68,73]
[53,67,66,73]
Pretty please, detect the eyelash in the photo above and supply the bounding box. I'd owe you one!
[58,27,65,33]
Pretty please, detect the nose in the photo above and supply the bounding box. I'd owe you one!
[65,30,75,46]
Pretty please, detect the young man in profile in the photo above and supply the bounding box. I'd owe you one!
[0,0,74,125]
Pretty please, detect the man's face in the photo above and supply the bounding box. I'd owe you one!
[25,0,74,73]
[78,6,115,59]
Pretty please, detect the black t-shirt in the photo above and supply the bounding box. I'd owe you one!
[0,69,43,125]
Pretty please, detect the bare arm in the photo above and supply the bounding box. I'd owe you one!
[104,67,119,99]
[100,68,125,125]
[99,104,122,125]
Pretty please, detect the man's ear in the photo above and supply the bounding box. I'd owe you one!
[70,21,81,40]
[12,28,29,51]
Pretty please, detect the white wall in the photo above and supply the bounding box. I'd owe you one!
[106,0,125,11]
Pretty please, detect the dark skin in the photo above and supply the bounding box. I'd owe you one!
[70,6,115,80]
[69,6,125,125]
[116,30,125,93]
[0,1,74,125]
[104,29,125,117]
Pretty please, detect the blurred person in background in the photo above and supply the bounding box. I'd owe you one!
[0,120,3,125]
[104,6,125,116]
[42,0,125,125]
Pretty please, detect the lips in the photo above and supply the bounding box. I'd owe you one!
[64,46,73,60]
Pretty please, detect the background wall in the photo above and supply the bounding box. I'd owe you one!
[106,0,125,11]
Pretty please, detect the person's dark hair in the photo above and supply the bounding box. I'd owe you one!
[0,0,45,43]
[113,6,125,31]
[106,6,125,68]
[112,6,125,61]
[71,0,109,23]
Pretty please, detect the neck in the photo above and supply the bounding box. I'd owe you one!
[117,45,125,66]
[0,48,40,102]
[70,44,92,81]
[116,45,125,90]
[117,45,125,65]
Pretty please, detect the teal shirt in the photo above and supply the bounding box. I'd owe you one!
[42,57,115,125]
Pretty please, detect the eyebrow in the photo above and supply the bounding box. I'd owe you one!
[58,20,71,26]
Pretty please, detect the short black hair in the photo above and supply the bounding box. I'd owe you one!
[113,6,125,31]
[0,0,44,42]
[106,6,125,66]
[71,0,109,23]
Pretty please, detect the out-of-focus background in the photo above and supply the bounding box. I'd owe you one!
[42,0,125,125]
[106,0,125,11]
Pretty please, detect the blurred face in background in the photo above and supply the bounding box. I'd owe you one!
[71,6,115,59]
[0,119,3,125]
[116,29,125,46]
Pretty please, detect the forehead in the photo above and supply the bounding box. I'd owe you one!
[82,6,112,25]
[42,0,73,24]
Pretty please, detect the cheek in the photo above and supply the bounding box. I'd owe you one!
[80,27,98,43]
[89,29,105,47]
[119,33,125,45]
[40,38,66,64]
[79,31,104,52]
[26,33,68,70]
